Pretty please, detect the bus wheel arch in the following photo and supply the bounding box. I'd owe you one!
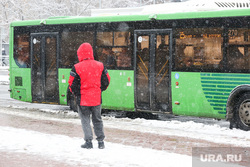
[226,85,250,131]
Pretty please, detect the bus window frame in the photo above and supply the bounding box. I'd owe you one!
[172,16,250,74]
[226,28,250,73]
[96,22,133,70]
[12,16,250,73]
[173,27,224,72]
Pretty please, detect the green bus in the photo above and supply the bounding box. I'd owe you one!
[9,7,250,130]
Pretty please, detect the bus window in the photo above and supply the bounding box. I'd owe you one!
[114,32,130,46]
[228,29,250,71]
[156,35,170,105]
[96,30,132,69]
[98,47,116,69]
[14,34,30,68]
[114,32,132,68]
[175,28,223,71]
[136,39,150,104]
[60,31,94,68]
[97,32,113,46]
[116,47,132,68]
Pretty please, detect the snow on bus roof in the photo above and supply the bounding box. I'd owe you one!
[91,0,250,16]
[10,0,250,27]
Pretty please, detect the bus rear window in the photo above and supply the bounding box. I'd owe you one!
[175,28,223,71]
[14,34,30,68]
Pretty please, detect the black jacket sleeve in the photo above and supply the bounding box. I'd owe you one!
[101,66,110,91]
[69,66,81,96]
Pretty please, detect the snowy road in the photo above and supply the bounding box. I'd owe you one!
[0,71,250,166]
[0,106,249,167]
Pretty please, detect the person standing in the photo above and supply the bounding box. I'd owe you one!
[68,43,110,149]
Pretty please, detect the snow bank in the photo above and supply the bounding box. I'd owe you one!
[103,117,250,147]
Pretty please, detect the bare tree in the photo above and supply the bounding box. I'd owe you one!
[0,0,13,23]
[0,0,170,43]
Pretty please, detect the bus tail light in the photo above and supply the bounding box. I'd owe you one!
[61,94,65,97]
[174,101,180,105]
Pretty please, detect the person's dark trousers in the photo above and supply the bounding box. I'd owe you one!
[78,105,105,142]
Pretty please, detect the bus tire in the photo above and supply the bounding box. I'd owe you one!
[233,93,250,131]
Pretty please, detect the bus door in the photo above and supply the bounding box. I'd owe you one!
[134,30,172,112]
[31,33,59,104]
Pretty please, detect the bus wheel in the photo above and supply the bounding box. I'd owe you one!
[233,93,250,131]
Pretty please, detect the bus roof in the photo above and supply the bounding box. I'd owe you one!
[91,0,250,16]
[10,8,250,27]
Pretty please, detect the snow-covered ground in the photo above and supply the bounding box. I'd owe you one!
[0,126,192,167]
[0,69,249,167]
[0,68,9,85]
[2,105,250,148]
[0,108,247,167]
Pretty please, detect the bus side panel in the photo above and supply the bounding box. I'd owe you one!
[9,26,14,99]
[102,70,135,111]
[10,68,32,102]
[200,73,250,119]
[171,72,219,119]
[59,69,135,110]
[171,72,250,119]
[58,68,71,105]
